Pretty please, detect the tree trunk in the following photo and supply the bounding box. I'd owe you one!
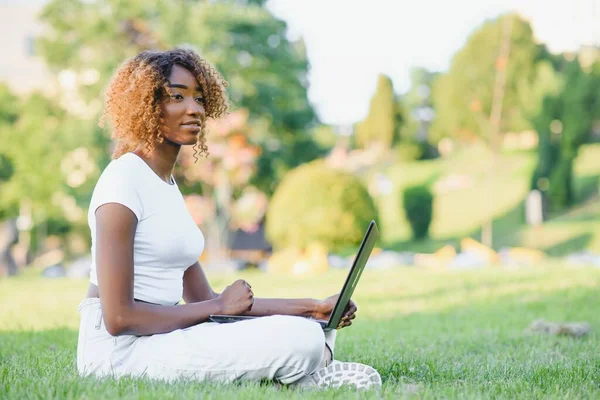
[481,15,514,248]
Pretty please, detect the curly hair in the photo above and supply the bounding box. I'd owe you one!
[100,48,229,159]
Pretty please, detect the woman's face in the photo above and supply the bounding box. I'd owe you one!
[160,64,206,146]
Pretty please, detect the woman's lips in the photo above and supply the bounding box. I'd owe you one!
[181,124,201,133]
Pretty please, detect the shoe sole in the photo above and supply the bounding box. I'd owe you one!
[312,362,382,389]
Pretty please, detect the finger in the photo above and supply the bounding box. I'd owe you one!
[347,301,357,313]
[343,305,356,318]
[237,279,250,289]
[244,280,252,289]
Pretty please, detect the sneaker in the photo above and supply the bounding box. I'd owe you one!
[311,361,382,389]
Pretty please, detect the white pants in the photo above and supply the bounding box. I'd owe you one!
[77,298,336,384]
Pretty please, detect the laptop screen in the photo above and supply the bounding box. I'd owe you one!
[325,220,379,331]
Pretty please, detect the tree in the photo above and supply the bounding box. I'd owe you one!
[266,162,378,252]
[0,91,99,262]
[355,74,399,149]
[399,67,438,143]
[403,185,434,240]
[430,13,550,143]
[518,61,563,123]
[0,84,19,184]
[0,94,66,220]
[531,57,600,210]
[38,0,322,191]
[0,84,19,127]
[0,84,20,219]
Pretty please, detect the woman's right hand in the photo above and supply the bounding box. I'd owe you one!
[216,279,254,315]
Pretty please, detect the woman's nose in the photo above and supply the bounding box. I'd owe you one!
[186,99,205,118]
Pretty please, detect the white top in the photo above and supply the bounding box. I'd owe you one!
[88,152,205,305]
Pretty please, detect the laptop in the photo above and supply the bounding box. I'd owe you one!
[209,220,379,331]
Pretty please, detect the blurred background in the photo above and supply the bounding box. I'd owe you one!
[1,0,600,279]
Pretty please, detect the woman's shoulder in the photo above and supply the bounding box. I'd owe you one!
[89,153,145,219]
[99,153,141,180]
[91,153,144,197]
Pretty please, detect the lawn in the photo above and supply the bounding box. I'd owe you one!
[377,143,600,256]
[1,265,600,399]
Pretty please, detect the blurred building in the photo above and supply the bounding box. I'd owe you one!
[0,2,56,95]
[228,221,272,264]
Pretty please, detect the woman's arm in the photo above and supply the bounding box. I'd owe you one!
[183,263,316,316]
[248,296,357,328]
[182,262,219,303]
[95,203,252,336]
[244,298,318,318]
[179,242,356,326]
[182,260,318,317]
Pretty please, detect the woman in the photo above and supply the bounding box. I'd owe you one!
[77,48,382,390]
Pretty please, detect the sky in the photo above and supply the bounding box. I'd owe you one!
[266,0,599,125]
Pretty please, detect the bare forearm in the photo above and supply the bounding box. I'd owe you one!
[244,298,318,318]
[108,299,222,336]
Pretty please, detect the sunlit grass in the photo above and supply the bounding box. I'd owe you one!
[378,143,600,255]
[1,265,600,398]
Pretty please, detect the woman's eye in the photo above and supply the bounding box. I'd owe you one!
[170,94,183,100]
[195,97,205,104]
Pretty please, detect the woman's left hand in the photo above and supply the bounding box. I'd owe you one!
[312,294,357,329]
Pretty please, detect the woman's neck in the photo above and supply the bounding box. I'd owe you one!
[133,142,180,184]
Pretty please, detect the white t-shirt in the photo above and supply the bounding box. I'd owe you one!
[88,152,205,305]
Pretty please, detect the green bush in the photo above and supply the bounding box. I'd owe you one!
[395,142,424,161]
[266,162,379,252]
[403,185,434,240]
[547,159,574,210]
[0,153,14,181]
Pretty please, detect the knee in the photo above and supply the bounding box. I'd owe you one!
[269,316,325,372]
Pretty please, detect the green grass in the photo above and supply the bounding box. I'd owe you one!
[377,143,600,256]
[2,266,600,399]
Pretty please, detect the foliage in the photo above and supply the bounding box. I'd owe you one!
[430,13,550,142]
[0,84,20,126]
[0,85,18,181]
[355,74,400,149]
[0,93,96,226]
[531,58,600,211]
[266,162,378,251]
[402,184,434,240]
[398,67,438,143]
[394,142,425,162]
[0,153,14,182]
[310,124,338,150]
[0,75,104,254]
[517,61,563,121]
